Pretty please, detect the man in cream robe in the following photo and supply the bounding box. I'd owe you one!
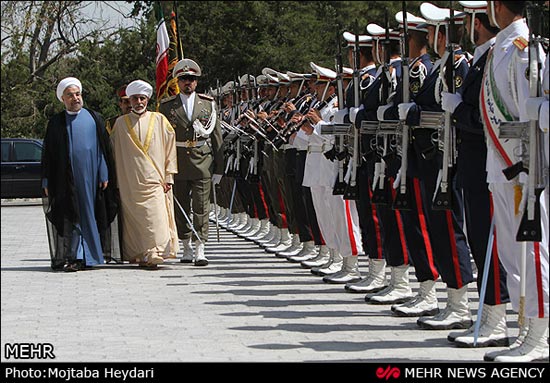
[110,80,179,267]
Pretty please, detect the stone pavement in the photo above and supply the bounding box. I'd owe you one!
[1,202,521,363]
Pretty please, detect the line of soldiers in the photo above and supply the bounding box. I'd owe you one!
[207,1,548,363]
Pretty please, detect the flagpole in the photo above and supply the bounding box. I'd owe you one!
[173,0,184,59]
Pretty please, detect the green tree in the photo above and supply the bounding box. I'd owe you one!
[1,0,468,138]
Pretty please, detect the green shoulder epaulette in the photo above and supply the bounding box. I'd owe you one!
[160,94,178,103]
[198,93,214,101]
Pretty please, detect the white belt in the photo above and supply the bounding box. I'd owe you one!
[176,140,207,148]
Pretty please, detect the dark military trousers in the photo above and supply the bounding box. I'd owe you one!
[260,148,277,226]
[286,148,313,242]
[236,155,255,218]
[248,180,270,220]
[411,128,474,289]
[262,146,286,228]
[295,149,324,245]
[278,147,298,233]
[357,163,413,268]
[246,140,269,220]
[175,177,211,243]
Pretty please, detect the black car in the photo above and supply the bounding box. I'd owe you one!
[1,138,43,199]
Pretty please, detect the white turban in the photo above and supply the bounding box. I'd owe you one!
[56,77,82,102]
[126,80,153,98]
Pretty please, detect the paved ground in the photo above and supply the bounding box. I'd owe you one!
[1,200,521,363]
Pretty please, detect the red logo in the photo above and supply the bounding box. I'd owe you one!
[376,365,401,380]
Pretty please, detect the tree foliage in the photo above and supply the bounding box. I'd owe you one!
[2,0,453,138]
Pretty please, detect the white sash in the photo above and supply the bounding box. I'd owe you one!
[480,49,518,168]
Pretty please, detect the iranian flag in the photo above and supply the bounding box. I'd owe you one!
[155,3,170,100]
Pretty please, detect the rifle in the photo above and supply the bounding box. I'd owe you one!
[432,1,457,210]
[499,1,546,241]
[216,79,222,121]
[343,20,361,200]
[393,1,413,210]
[333,26,349,195]
[372,9,392,205]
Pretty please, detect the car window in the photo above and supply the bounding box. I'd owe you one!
[1,142,10,162]
[13,142,42,162]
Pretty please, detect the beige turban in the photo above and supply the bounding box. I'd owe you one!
[56,77,82,102]
[126,80,153,98]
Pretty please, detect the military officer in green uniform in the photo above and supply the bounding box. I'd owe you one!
[106,84,132,134]
[159,58,224,266]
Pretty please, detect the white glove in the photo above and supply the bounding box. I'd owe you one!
[392,169,401,190]
[372,163,381,192]
[377,105,392,121]
[333,108,348,124]
[212,174,222,185]
[524,97,545,121]
[398,102,416,121]
[349,105,364,124]
[441,91,463,113]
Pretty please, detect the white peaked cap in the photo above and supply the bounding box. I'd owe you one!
[261,68,279,86]
[286,71,307,82]
[126,80,153,98]
[343,31,373,47]
[343,67,354,79]
[56,77,82,102]
[310,62,337,81]
[459,1,487,13]
[366,23,401,40]
[240,74,256,87]
[420,2,466,25]
[276,71,291,85]
[395,11,429,32]
[256,74,269,87]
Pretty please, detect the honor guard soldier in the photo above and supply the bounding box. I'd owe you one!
[220,80,249,233]
[238,74,273,240]
[480,1,548,362]
[368,18,438,309]
[264,69,297,255]
[283,71,327,262]
[246,73,275,243]
[338,28,408,294]
[441,1,511,349]
[381,12,441,313]
[159,58,224,266]
[256,69,291,251]
[230,77,258,236]
[285,72,331,265]
[233,73,265,238]
[215,81,237,229]
[332,31,381,286]
[295,62,364,283]
[394,2,474,330]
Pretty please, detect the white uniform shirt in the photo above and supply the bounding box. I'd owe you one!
[179,92,196,121]
[485,18,530,183]
[301,96,338,188]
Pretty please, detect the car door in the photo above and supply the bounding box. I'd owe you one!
[12,140,43,198]
[1,140,14,198]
